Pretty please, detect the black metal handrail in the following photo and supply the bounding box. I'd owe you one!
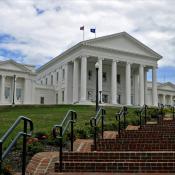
[52,110,77,172]
[116,106,128,138]
[170,105,175,120]
[157,104,164,123]
[90,107,106,151]
[136,104,148,128]
[0,116,33,175]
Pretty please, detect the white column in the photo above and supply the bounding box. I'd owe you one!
[134,71,139,105]
[1,75,5,103]
[126,62,131,105]
[58,68,62,104]
[13,76,17,103]
[139,64,144,106]
[80,56,87,102]
[24,78,29,104]
[170,95,173,106]
[73,59,79,103]
[111,60,117,104]
[162,94,165,105]
[152,66,158,106]
[64,63,68,104]
[144,68,148,105]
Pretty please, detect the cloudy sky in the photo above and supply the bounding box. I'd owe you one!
[0,0,175,82]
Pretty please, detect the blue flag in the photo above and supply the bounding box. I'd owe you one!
[90,28,96,33]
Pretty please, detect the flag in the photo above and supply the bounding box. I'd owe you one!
[80,26,84,30]
[90,28,96,33]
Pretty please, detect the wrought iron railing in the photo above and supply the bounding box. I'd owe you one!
[136,104,148,128]
[90,107,106,151]
[171,105,175,120]
[52,110,77,172]
[116,106,128,138]
[0,116,33,175]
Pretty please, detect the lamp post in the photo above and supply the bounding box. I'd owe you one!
[95,62,99,112]
[12,74,16,106]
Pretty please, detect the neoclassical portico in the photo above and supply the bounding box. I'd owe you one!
[37,32,163,106]
[70,55,158,106]
[0,60,36,105]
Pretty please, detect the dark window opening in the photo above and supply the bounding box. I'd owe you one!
[103,72,107,82]
[40,97,44,104]
[117,74,120,84]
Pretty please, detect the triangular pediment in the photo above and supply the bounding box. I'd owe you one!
[85,32,162,59]
[0,60,30,72]
[158,82,175,91]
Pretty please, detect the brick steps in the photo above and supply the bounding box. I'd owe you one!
[61,152,175,162]
[92,143,175,151]
[55,161,175,173]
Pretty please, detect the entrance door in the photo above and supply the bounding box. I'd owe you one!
[40,97,44,104]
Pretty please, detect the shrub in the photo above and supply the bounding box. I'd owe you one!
[28,141,44,156]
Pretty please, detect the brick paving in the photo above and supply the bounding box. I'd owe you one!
[26,121,175,174]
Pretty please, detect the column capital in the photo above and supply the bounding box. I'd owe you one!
[80,55,88,58]
[112,58,119,63]
[1,74,6,78]
[98,57,104,61]
[126,61,132,65]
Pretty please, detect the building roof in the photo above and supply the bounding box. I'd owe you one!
[37,31,162,73]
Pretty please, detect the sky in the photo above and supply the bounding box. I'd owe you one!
[0,0,175,82]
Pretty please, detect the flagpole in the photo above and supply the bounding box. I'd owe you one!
[83,29,85,41]
[95,27,96,38]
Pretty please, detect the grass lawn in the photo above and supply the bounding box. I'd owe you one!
[0,105,142,139]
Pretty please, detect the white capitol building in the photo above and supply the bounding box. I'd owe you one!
[0,32,174,106]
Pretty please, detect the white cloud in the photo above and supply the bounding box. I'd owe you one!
[0,0,175,67]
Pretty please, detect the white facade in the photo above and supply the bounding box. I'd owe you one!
[36,32,162,106]
[1,32,175,106]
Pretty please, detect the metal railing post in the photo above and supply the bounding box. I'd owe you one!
[0,141,2,175]
[22,120,27,175]
[94,118,97,151]
[71,112,74,152]
[59,127,63,172]
[144,105,147,124]
[101,110,104,139]
[140,111,142,128]
[123,111,126,129]
[118,114,121,138]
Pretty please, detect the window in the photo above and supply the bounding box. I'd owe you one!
[103,72,107,82]
[41,80,43,85]
[62,69,65,81]
[46,78,48,85]
[5,87,10,99]
[40,97,44,104]
[102,94,108,103]
[62,91,64,102]
[51,75,53,85]
[16,88,22,100]
[56,93,58,104]
[88,70,92,80]
[56,72,59,81]
[117,74,120,84]
[88,91,93,100]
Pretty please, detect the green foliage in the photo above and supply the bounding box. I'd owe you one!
[28,141,44,156]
